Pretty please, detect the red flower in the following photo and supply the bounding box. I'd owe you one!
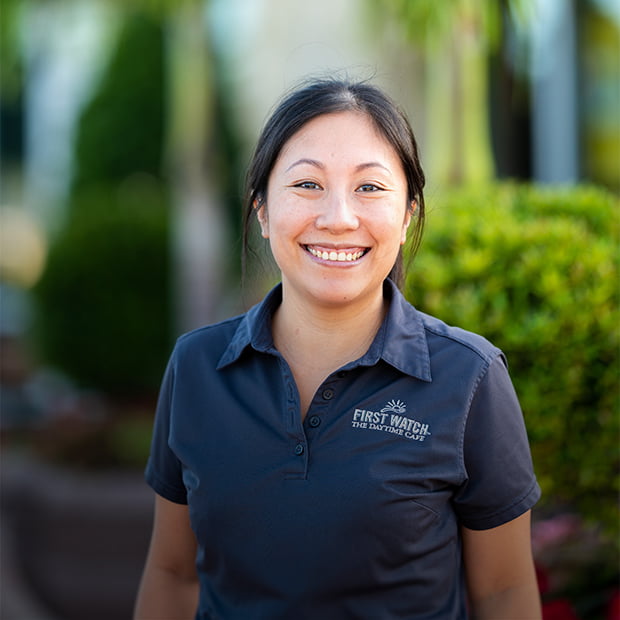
[536,564,550,595]
[608,589,620,620]
[542,599,580,620]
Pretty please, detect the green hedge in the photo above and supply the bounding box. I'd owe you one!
[71,11,165,191]
[404,183,619,536]
[33,184,171,396]
[31,9,171,399]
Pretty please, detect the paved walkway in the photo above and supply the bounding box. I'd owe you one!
[1,517,58,620]
[1,449,151,620]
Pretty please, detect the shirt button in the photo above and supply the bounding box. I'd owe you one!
[294,443,305,456]
[322,388,335,400]
[309,415,321,428]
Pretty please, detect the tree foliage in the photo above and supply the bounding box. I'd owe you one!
[404,183,619,537]
[71,11,165,191]
[34,9,171,397]
[34,185,169,395]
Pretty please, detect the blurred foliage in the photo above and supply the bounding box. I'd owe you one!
[368,0,530,184]
[0,0,24,165]
[33,413,154,470]
[210,57,246,279]
[0,0,24,99]
[33,184,170,396]
[373,0,528,50]
[71,11,165,191]
[404,183,620,538]
[34,8,171,397]
[581,6,620,192]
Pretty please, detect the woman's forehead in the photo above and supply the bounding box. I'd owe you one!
[276,111,399,166]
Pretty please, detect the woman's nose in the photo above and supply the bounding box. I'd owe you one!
[315,192,359,232]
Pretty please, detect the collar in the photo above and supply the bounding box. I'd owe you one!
[217,279,432,382]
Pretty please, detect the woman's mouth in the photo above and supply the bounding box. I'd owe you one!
[304,245,369,262]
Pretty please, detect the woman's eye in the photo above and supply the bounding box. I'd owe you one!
[294,181,321,190]
[357,183,382,192]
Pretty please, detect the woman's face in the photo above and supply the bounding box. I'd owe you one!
[258,111,412,310]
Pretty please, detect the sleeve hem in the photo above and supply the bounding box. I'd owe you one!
[145,462,188,505]
[459,479,541,531]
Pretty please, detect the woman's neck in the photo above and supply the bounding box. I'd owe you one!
[272,285,387,371]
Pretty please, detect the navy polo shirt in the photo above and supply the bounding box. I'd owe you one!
[146,279,540,619]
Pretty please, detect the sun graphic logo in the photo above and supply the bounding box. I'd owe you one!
[380,399,407,414]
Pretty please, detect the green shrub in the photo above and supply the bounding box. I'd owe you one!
[31,9,172,398]
[33,183,171,396]
[404,183,619,536]
[71,11,165,191]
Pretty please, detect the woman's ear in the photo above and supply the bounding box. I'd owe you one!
[254,199,269,239]
[400,201,415,245]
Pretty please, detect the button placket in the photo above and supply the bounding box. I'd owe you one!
[322,388,335,400]
[275,356,309,479]
[308,415,321,428]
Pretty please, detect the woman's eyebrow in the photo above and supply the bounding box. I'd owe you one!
[285,158,324,172]
[285,159,391,173]
[355,161,391,173]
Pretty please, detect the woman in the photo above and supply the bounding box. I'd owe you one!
[134,78,542,619]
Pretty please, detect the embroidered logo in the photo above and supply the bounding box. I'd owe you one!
[380,399,407,414]
[351,400,431,442]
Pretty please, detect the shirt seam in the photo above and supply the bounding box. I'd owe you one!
[457,354,497,484]
[423,324,499,364]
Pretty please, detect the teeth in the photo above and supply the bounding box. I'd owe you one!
[307,247,365,262]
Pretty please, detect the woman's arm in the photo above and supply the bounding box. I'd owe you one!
[462,510,541,620]
[134,494,199,620]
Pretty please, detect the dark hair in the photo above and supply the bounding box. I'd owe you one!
[242,77,425,288]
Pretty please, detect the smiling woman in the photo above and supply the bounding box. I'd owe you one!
[256,111,412,312]
[134,78,542,620]
[244,78,426,291]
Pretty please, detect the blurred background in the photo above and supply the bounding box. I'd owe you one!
[0,0,618,618]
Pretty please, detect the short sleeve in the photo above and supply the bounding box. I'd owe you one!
[144,351,188,504]
[453,354,541,530]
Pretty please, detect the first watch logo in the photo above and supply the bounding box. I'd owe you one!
[351,400,431,442]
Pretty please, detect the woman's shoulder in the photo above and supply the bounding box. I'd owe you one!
[388,281,501,366]
[417,310,502,364]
